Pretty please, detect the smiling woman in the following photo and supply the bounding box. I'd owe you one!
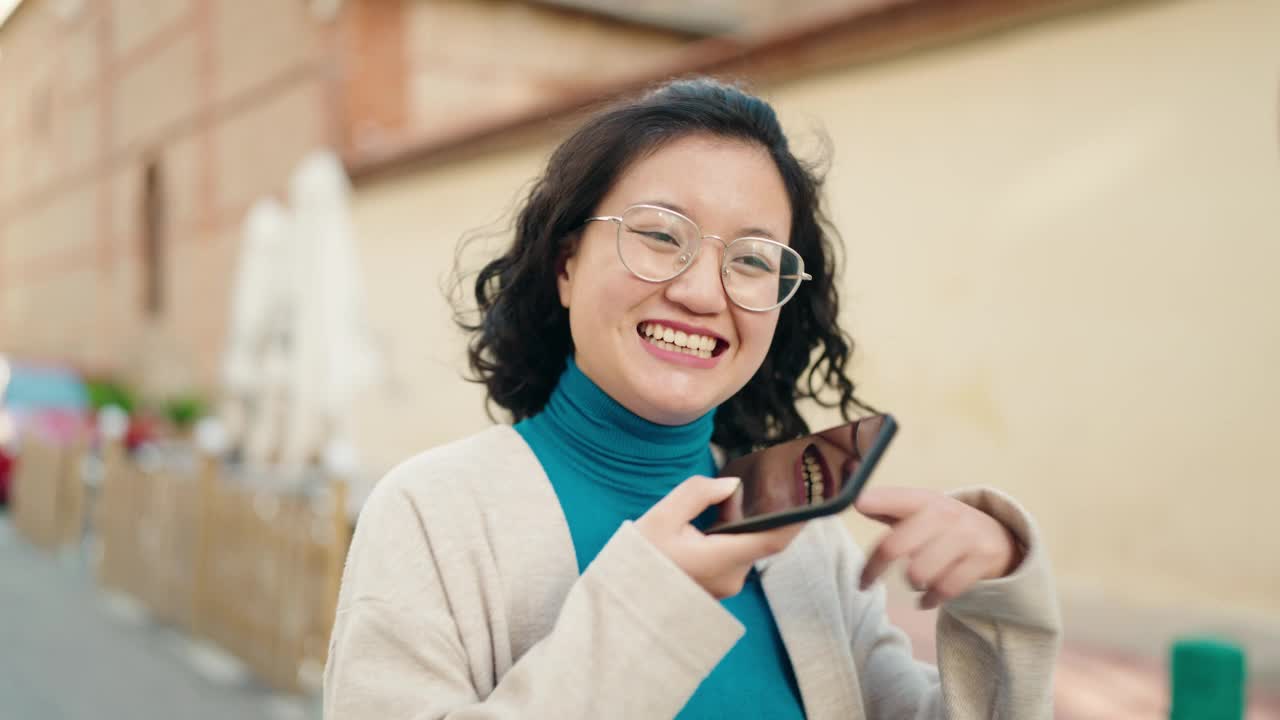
[324,78,1062,720]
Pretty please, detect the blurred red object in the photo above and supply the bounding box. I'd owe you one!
[124,413,159,450]
[0,448,13,506]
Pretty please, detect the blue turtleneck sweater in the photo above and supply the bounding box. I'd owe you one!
[515,357,805,719]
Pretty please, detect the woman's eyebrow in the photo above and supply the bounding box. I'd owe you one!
[641,199,780,240]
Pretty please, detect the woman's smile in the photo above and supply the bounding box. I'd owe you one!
[636,319,728,369]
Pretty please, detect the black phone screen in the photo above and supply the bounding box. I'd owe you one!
[707,414,897,534]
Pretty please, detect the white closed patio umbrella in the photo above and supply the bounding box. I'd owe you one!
[278,150,380,472]
[223,199,291,395]
[222,198,295,464]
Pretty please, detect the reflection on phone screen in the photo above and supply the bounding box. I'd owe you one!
[712,415,889,528]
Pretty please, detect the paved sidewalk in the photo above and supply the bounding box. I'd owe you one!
[0,511,318,720]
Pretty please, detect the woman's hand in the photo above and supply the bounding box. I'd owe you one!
[636,475,804,599]
[855,486,1022,609]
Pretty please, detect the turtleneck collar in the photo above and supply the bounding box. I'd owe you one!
[521,356,716,500]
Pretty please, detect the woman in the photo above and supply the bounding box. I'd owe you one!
[324,78,1060,719]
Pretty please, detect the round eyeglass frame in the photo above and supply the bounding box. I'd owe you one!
[583,204,813,312]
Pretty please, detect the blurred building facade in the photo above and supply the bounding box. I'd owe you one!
[0,0,346,400]
[3,0,1279,674]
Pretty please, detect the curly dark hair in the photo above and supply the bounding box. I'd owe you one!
[456,77,873,455]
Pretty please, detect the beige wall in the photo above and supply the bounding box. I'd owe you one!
[772,0,1280,619]
[350,0,1280,618]
[347,147,547,476]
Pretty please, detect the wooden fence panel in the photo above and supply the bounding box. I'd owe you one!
[98,444,351,694]
[12,435,84,552]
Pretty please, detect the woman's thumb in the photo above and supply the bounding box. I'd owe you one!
[661,475,741,523]
[707,475,742,503]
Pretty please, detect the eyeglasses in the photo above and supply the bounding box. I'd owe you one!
[584,204,812,312]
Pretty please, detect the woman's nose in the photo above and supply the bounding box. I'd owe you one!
[664,246,728,315]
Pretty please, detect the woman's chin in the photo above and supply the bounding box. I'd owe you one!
[629,390,716,426]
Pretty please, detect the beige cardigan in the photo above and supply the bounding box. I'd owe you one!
[324,426,1061,719]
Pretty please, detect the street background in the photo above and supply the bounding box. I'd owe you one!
[1,0,1278,717]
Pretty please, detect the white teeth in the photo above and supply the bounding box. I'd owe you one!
[640,322,722,358]
[802,456,827,504]
[803,473,825,504]
[642,334,712,359]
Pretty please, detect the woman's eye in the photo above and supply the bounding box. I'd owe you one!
[640,230,681,246]
[731,254,775,273]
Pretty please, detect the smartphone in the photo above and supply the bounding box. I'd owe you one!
[706,414,897,534]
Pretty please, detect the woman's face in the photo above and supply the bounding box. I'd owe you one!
[558,133,792,425]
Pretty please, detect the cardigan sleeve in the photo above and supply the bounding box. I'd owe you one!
[838,487,1062,719]
[323,472,744,720]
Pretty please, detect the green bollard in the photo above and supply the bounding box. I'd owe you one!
[1170,637,1245,720]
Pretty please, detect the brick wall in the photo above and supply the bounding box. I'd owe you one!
[334,0,409,155]
[0,0,331,397]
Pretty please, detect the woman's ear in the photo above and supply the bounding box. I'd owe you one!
[556,238,579,309]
